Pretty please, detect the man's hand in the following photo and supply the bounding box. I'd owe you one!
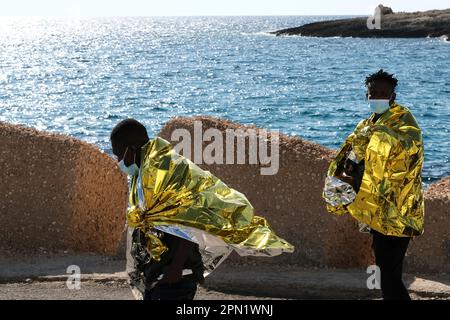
[336,171,355,187]
[335,159,356,188]
[159,237,196,284]
[160,265,183,284]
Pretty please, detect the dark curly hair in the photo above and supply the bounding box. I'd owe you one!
[365,69,398,89]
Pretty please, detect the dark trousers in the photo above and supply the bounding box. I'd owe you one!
[371,230,411,300]
[143,278,197,300]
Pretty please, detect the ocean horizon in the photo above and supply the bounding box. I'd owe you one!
[0,16,449,182]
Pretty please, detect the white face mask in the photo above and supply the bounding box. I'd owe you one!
[368,99,390,114]
[118,160,139,176]
[118,146,139,176]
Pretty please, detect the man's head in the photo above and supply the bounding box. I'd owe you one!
[110,118,149,169]
[365,69,398,104]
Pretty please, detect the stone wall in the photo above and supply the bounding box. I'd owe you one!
[408,177,450,272]
[0,122,127,257]
[2,118,447,274]
[159,116,449,273]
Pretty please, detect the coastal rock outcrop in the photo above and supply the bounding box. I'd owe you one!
[272,7,450,39]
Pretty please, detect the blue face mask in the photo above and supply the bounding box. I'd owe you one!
[118,146,140,176]
[368,99,390,114]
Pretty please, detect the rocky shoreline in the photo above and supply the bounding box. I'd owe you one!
[272,6,450,39]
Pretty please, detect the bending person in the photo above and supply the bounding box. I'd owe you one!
[110,118,294,300]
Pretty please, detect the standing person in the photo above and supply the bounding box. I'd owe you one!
[323,70,425,300]
[111,118,294,300]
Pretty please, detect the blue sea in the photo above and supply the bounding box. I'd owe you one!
[0,16,449,182]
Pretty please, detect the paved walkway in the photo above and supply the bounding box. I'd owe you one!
[1,255,448,300]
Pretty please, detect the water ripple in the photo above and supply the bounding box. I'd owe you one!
[0,16,449,182]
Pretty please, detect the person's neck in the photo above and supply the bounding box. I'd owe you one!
[136,139,150,167]
[136,148,141,167]
[372,101,394,123]
[373,113,382,122]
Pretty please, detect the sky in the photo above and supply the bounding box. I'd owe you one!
[0,0,449,17]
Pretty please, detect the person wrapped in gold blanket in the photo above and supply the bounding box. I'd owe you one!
[111,118,294,300]
[323,70,424,300]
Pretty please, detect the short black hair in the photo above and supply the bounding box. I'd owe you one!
[365,69,398,89]
[110,118,149,147]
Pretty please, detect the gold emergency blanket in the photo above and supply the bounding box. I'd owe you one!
[126,136,294,266]
[324,103,424,236]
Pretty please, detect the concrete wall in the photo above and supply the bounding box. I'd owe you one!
[1,118,448,274]
[408,177,450,272]
[159,116,450,273]
[0,122,127,257]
